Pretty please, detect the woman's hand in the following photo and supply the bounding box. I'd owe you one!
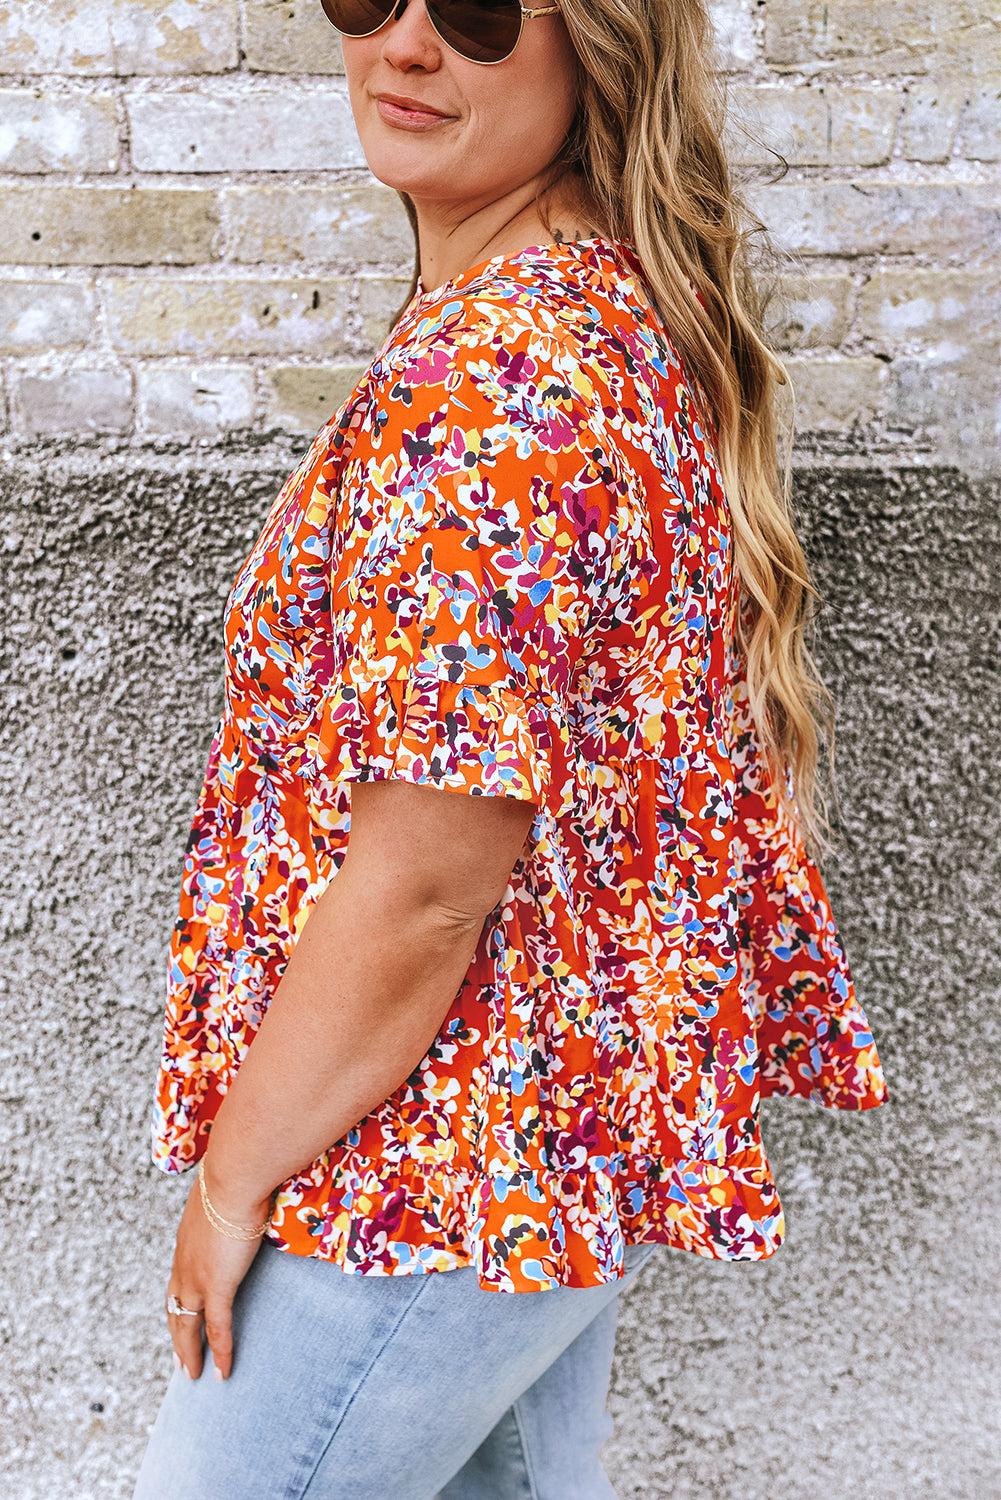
[165,1171,272,1382]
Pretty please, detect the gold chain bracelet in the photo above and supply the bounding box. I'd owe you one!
[197,1160,272,1241]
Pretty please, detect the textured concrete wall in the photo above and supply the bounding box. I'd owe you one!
[1,448,997,1498]
[1,0,1000,1496]
[608,466,1001,1499]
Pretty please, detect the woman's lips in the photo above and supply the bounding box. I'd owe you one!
[375,94,453,130]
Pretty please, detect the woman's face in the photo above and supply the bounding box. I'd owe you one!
[342,0,580,214]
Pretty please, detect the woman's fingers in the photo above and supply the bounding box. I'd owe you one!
[167,1301,206,1381]
[166,1298,234,1383]
[204,1300,234,1381]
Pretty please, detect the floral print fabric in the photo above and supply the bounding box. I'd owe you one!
[152,239,886,1291]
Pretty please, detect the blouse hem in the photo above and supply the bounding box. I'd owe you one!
[258,1150,786,1292]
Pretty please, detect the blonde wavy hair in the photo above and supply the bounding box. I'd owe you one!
[397,0,832,847]
[556,0,830,848]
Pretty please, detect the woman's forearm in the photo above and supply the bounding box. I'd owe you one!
[200,860,486,1223]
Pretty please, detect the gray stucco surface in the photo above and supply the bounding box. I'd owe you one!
[0,444,998,1498]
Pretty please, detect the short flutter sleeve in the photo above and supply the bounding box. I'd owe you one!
[308,325,627,818]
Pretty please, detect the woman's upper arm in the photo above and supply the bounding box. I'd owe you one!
[341,779,537,927]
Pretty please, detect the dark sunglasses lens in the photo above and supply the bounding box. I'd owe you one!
[427,0,523,62]
[320,0,396,36]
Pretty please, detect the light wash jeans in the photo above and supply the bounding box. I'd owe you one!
[133,1239,658,1499]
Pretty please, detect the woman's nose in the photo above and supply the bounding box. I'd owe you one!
[380,0,443,67]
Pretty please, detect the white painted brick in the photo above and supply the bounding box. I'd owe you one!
[138,364,256,435]
[0,281,94,350]
[245,1,345,74]
[14,368,132,436]
[901,83,965,163]
[767,274,854,351]
[264,364,367,432]
[709,0,756,70]
[765,1,1001,78]
[964,78,1001,162]
[730,85,897,167]
[226,184,412,264]
[0,187,220,266]
[127,91,364,173]
[0,92,119,173]
[749,183,1001,259]
[887,342,1001,476]
[785,356,887,432]
[357,275,413,349]
[104,277,350,356]
[0,0,238,77]
[860,271,1001,346]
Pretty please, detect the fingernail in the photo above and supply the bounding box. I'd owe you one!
[183,1364,193,1381]
[172,1352,181,1372]
[214,1366,224,1383]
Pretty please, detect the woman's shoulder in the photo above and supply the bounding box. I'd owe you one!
[372,238,692,440]
[386,239,675,367]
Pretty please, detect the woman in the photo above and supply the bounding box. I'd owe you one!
[135,0,887,1493]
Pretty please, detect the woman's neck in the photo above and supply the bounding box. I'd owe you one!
[413,176,593,292]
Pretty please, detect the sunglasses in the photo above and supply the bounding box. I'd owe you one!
[320,0,561,65]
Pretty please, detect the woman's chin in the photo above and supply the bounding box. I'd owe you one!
[364,160,466,206]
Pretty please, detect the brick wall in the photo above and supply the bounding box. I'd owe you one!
[0,1,998,467]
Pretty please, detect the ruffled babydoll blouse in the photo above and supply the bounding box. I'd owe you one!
[151,238,886,1292]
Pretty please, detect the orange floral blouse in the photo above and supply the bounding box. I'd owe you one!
[152,238,887,1292]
